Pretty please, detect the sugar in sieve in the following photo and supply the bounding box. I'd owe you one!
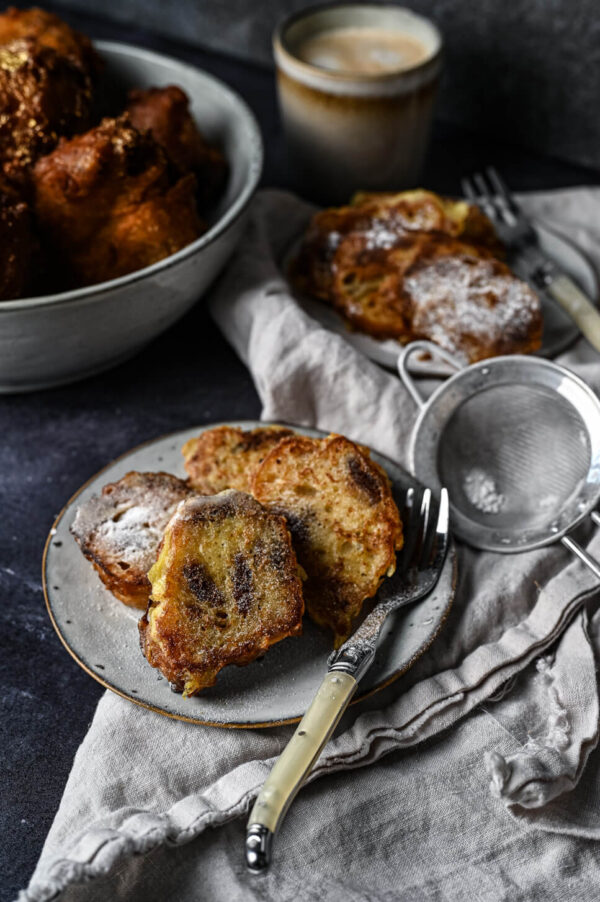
[398,341,600,577]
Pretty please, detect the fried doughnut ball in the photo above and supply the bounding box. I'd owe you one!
[0,38,94,187]
[126,85,228,210]
[0,7,101,78]
[33,115,205,285]
[0,183,32,299]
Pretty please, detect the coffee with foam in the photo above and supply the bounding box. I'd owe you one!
[274,6,443,202]
[297,26,429,76]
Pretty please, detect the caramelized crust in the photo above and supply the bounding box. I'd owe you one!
[251,434,403,647]
[0,7,101,78]
[290,189,542,363]
[289,203,387,302]
[140,490,304,695]
[0,185,32,298]
[349,189,503,253]
[330,231,427,339]
[0,38,94,188]
[406,250,543,362]
[331,232,542,359]
[182,425,295,494]
[33,115,205,285]
[290,189,502,302]
[71,471,193,609]
[126,85,228,210]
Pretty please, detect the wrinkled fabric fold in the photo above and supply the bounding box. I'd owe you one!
[485,609,599,808]
[21,187,600,902]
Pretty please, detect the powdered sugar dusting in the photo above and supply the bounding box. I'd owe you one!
[363,220,403,251]
[407,255,541,361]
[72,473,191,569]
[94,508,165,564]
[463,469,506,514]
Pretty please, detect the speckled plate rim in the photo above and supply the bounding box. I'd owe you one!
[43,421,456,728]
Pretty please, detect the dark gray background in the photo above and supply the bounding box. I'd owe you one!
[50,0,600,171]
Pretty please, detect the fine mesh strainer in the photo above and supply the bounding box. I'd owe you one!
[398,341,600,576]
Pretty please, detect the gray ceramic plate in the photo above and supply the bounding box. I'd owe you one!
[43,422,456,727]
[285,222,598,373]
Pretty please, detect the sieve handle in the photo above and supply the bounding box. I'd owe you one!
[562,524,600,581]
[398,341,463,408]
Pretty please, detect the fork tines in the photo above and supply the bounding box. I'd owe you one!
[461,166,522,229]
[400,486,449,576]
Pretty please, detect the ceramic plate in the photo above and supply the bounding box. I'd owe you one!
[44,422,456,727]
[284,222,598,373]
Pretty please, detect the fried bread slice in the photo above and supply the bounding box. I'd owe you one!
[290,188,502,304]
[329,230,432,340]
[406,251,543,362]
[251,434,403,647]
[330,230,542,360]
[290,189,541,362]
[182,425,294,494]
[71,471,193,609]
[289,204,376,301]
[139,490,304,695]
[350,189,502,253]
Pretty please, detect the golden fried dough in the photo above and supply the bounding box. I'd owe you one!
[0,38,94,187]
[288,204,372,301]
[0,184,32,298]
[406,251,543,362]
[291,189,542,362]
[350,189,502,253]
[126,85,228,210]
[71,471,193,609]
[329,231,424,339]
[140,490,304,695]
[33,115,205,285]
[182,425,295,494]
[0,7,101,77]
[291,189,501,303]
[251,434,403,647]
[331,233,542,359]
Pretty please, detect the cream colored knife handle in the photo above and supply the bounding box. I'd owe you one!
[246,670,357,873]
[548,275,600,352]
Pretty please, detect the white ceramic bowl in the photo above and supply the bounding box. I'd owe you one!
[0,41,263,392]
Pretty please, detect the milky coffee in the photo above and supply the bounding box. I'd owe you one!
[274,6,443,202]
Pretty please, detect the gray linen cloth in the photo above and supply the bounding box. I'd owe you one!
[20,188,600,902]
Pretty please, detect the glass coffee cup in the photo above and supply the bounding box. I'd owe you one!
[273,3,443,203]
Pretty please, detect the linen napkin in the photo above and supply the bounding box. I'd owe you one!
[21,187,600,902]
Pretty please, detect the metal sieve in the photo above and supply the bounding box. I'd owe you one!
[398,341,600,577]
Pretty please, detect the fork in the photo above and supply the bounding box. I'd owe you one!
[462,167,600,352]
[245,486,450,873]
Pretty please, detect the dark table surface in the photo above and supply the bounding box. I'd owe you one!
[3,6,600,901]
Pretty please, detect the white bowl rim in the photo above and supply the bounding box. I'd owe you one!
[0,39,264,312]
